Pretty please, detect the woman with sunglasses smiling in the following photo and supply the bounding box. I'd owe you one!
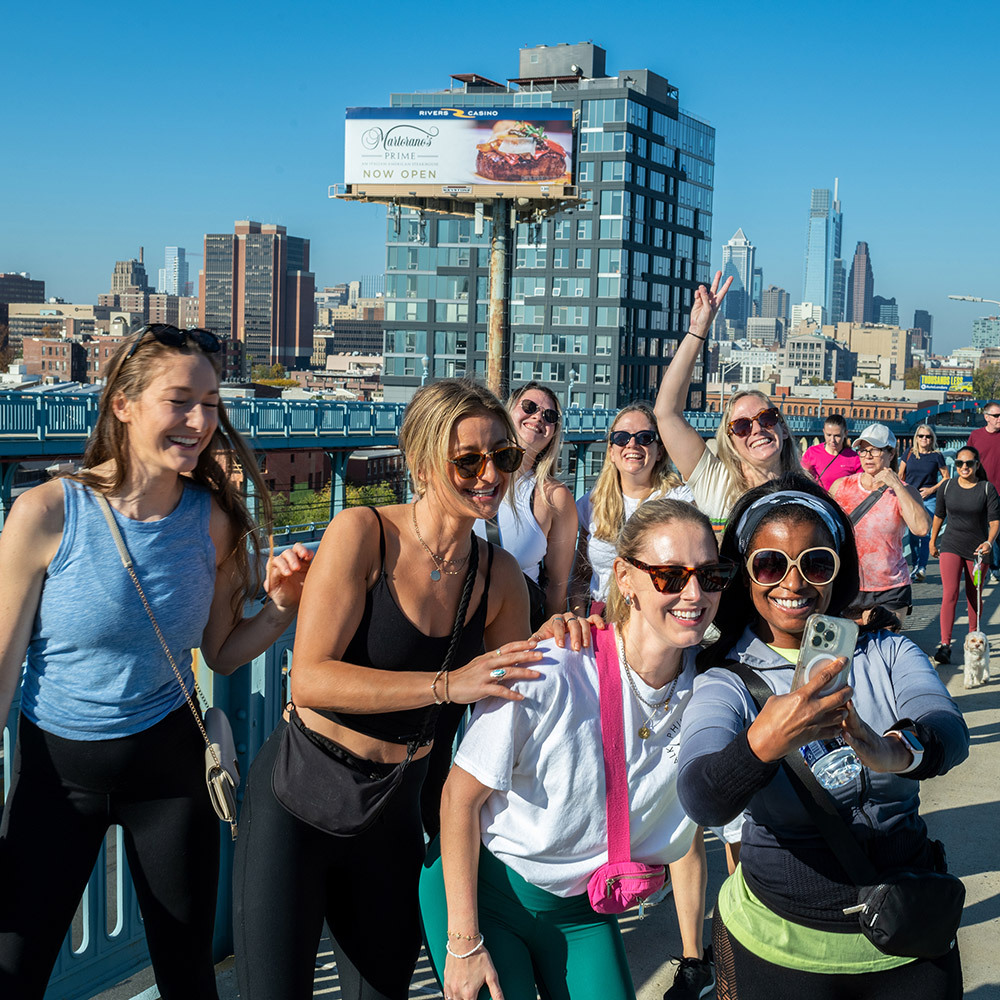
[571,402,694,618]
[898,424,949,583]
[678,474,968,1000]
[420,498,732,1000]
[0,324,312,998]
[928,445,999,665]
[830,424,930,621]
[654,273,802,534]
[234,378,598,999]
[474,382,578,630]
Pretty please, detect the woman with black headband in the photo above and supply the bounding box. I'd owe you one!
[677,474,968,999]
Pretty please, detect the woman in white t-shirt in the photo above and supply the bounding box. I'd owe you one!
[571,402,694,617]
[419,499,735,1000]
[653,273,802,534]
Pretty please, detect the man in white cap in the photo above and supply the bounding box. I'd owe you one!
[830,423,931,619]
[968,401,1000,582]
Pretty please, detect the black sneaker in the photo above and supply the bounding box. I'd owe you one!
[663,948,715,999]
[934,643,951,665]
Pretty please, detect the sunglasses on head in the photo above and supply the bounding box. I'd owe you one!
[519,398,559,424]
[727,407,782,439]
[624,556,737,594]
[126,323,221,359]
[448,446,524,480]
[610,429,659,448]
[746,547,840,587]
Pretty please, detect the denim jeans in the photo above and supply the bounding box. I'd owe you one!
[908,496,936,573]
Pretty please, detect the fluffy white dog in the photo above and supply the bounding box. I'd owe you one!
[963,631,990,689]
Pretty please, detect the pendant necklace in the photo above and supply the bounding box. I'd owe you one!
[618,628,679,740]
[411,502,469,582]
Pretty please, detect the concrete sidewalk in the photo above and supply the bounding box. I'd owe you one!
[97,560,1000,999]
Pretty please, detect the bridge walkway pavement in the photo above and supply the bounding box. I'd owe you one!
[96,560,1000,1000]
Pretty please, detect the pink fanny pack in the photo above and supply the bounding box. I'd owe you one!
[586,628,666,914]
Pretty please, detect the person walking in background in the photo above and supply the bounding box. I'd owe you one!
[830,424,930,620]
[571,402,693,618]
[654,272,802,535]
[967,401,1000,583]
[929,445,999,664]
[899,424,949,583]
[801,413,861,492]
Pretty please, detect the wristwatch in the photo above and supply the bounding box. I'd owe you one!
[884,727,924,774]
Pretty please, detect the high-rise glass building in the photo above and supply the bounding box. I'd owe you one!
[720,228,755,330]
[846,241,874,324]
[972,316,1000,349]
[381,42,716,410]
[802,180,843,321]
[158,247,190,297]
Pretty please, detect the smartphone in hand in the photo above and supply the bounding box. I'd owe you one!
[791,614,858,697]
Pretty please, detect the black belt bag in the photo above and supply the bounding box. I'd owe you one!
[729,662,965,958]
[271,530,479,836]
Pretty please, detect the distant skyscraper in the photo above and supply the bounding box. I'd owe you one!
[802,180,843,318]
[972,317,1000,349]
[721,228,755,330]
[111,250,151,294]
[751,266,763,317]
[914,309,932,335]
[158,247,190,297]
[846,241,874,324]
[761,284,790,322]
[873,295,898,326]
[359,273,385,299]
[199,221,315,370]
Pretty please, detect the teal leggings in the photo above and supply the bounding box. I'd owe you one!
[419,841,635,1000]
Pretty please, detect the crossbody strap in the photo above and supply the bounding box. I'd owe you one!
[849,484,889,526]
[94,492,221,771]
[594,628,630,863]
[725,660,878,886]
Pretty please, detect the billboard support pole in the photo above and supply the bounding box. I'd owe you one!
[486,198,510,398]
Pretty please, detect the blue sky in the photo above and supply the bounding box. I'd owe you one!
[3,0,998,352]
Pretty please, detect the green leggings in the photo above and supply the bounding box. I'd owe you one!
[419,841,635,1000]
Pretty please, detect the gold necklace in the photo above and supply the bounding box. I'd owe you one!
[410,502,469,581]
[618,628,679,740]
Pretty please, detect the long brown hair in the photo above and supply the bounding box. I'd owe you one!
[72,329,270,616]
[589,403,681,542]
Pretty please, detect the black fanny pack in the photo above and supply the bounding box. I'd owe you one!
[728,662,965,958]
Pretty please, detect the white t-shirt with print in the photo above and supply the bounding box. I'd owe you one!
[454,632,699,898]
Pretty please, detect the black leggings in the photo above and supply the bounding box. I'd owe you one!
[233,722,430,1000]
[713,907,963,1000]
[0,710,220,999]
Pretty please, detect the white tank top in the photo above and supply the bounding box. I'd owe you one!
[474,473,548,581]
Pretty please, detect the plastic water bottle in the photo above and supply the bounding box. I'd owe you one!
[800,737,862,789]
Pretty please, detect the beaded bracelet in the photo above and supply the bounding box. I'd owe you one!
[445,933,484,959]
[686,329,708,342]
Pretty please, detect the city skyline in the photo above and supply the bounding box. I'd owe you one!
[2,0,998,354]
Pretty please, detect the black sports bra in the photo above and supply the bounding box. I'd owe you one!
[314,507,493,744]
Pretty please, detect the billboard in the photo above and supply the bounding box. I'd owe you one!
[920,372,974,393]
[344,108,574,192]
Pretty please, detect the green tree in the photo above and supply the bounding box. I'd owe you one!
[271,484,332,527]
[904,364,926,389]
[346,481,398,508]
[972,364,1000,402]
[251,362,287,381]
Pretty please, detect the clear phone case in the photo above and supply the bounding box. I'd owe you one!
[791,614,858,696]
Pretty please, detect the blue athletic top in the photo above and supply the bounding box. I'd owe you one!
[21,479,216,740]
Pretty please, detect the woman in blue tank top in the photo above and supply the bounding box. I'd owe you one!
[0,325,312,999]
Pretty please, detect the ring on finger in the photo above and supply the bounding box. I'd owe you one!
[490,667,507,679]
[495,647,503,656]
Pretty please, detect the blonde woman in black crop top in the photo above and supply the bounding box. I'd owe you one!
[233,379,590,1000]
